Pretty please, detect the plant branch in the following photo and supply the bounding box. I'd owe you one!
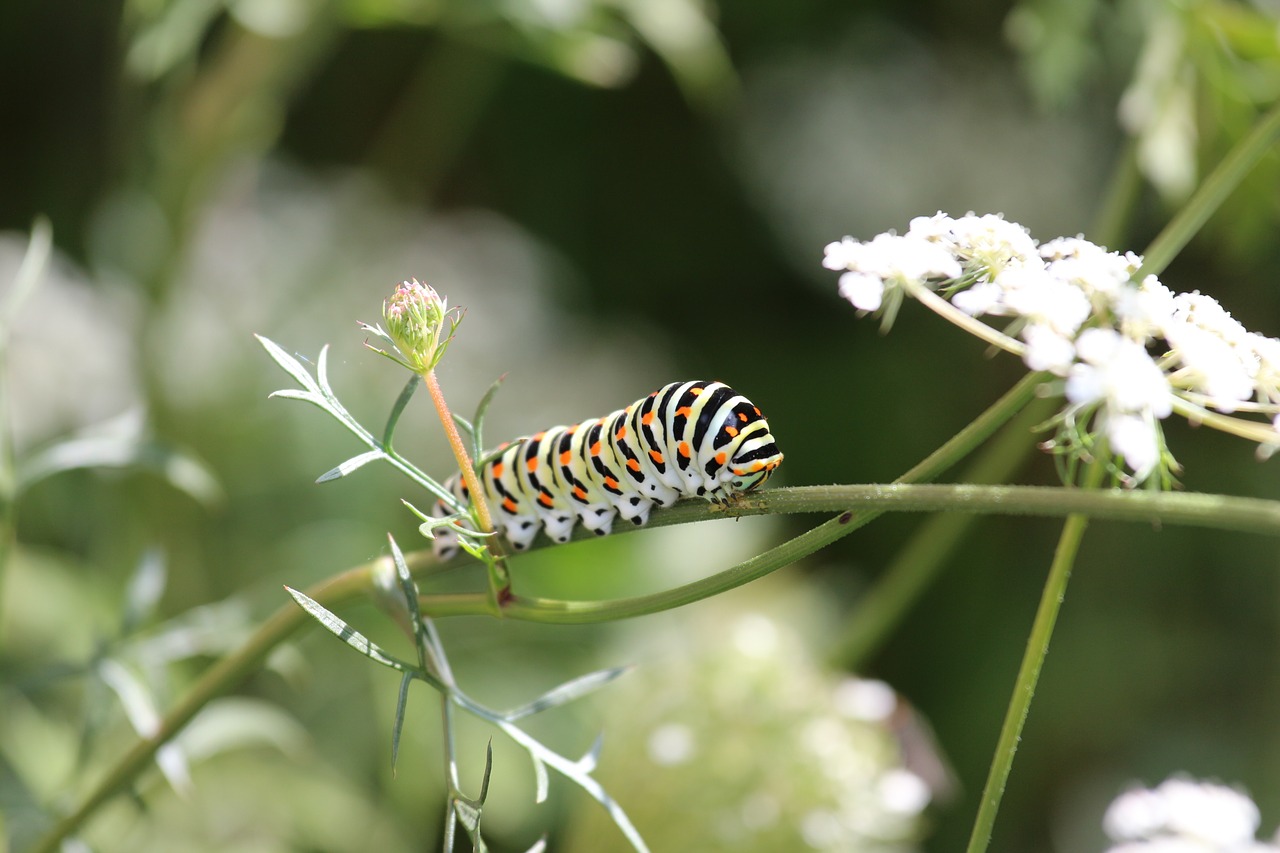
[966,459,1105,852]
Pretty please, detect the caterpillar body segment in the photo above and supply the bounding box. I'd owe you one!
[431,380,782,560]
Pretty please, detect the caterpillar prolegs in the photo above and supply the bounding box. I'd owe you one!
[431,380,783,560]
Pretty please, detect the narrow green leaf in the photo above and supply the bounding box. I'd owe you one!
[264,388,323,405]
[531,752,549,804]
[256,335,321,395]
[391,671,412,773]
[388,534,432,672]
[470,373,507,461]
[576,733,603,775]
[283,586,418,674]
[96,658,191,794]
[383,375,420,447]
[121,549,166,634]
[478,739,494,804]
[316,450,385,483]
[502,667,632,721]
[1,216,52,327]
[315,344,337,400]
[16,434,223,506]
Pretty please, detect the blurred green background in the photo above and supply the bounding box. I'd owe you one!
[3,0,1280,850]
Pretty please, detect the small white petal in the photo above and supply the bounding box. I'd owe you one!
[838,271,885,312]
[1021,324,1076,374]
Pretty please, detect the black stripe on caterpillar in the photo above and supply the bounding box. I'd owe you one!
[431,380,783,559]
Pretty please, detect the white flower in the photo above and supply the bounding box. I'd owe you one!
[1103,412,1162,481]
[823,237,861,271]
[996,264,1093,336]
[1066,329,1173,479]
[838,271,885,311]
[1067,328,1173,418]
[1164,322,1255,412]
[941,213,1041,276]
[1104,777,1266,848]
[1021,323,1076,374]
[1115,275,1176,342]
[951,281,1003,317]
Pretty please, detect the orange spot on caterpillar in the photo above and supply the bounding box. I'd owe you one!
[526,457,538,472]
[626,458,641,472]
[560,450,572,466]
[573,486,588,500]
[641,411,654,425]
[675,406,692,419]
[648,449,664,464]
[678,441,691,459]
[492,462,504,477]
[615,425,627,441]
[590,441,602,456]
[738,412,748,422]
[753,407,761,417]
[538,492,554,508]
[604,476,619,490]
[724,426,738,437]
[502,497,518,513]
[715,452,727,465]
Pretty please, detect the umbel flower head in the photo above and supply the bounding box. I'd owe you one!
[823,213,1280,487]
[362,279,463,373]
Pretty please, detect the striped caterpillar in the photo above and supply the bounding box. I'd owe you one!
[431,380,783,559]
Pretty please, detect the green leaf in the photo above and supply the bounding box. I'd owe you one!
[530,751,549,804]
[470,373,507,464]
[16,432,223,506]
[383,375,420,447]
[96,658,192,795]
[502,666,632,721]
[391,671,412,773]
[316,450,385,483]
[283,586,419,675]
[1,216,51,328]
[121,549,167,634]
[256,335,323,396]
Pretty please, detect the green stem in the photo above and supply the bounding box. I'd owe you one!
[1138,98,1280,279]
[965,460,1106,853]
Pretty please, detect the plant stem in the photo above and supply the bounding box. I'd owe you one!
[425,370,492,534]
[424,369,509,596]
[1138,99,1280,279]
[965,460,1105,853]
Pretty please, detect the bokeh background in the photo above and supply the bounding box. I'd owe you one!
[3,0,1280,850]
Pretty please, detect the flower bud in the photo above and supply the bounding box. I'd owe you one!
[381,279,460,372]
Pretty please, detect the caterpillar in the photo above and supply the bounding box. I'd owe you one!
[431,380,783,560]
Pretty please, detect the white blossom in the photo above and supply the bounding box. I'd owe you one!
[1067,329,1173,418]
[825,212,1280,485]
[1103,777,1271,850]
[1021,324,1076,374]
[995,265,1093,336]
[837,271,885,312]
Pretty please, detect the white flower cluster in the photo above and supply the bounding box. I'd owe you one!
[1103,776,1278,852]
[824,213,1280,484]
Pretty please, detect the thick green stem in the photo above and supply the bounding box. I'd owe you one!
[965,460,1105,853]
